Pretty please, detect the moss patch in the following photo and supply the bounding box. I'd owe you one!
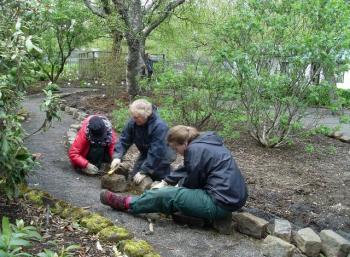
[71,207,91,220]
[98,226,133,242]
[25,190,44,205]
[51,200,71,216]
[80,214,113,234]
[118,239,154,257]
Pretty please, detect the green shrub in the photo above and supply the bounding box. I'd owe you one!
[45,83,60,92]
[111,100,130,133]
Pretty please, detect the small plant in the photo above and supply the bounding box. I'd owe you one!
[0,216,41,256]
[37,245,80,257]
[339,114,350,124]
[305,144,315,154]
[45,83,60,92]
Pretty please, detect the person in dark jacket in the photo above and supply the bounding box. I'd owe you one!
[110,99,174,184]
[101,125,248,223]
[69,115,117,175]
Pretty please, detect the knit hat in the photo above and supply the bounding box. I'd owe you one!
[87,116,107,142]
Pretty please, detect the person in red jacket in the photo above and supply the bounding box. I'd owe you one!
[69,115,117,175]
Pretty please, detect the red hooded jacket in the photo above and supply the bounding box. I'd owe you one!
[68,116,117,169]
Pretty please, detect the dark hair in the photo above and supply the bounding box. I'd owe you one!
[167,125,199,145]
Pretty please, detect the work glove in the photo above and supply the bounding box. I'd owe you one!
[83,163,99,175]
[110,158,121,170]
[151,180,168,189]
[133,172,147,184]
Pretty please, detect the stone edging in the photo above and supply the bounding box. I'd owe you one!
[22,187,160,257]
[58,90,350,257]
[328,131,350,144]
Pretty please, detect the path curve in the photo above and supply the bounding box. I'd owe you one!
[22,90,264,257]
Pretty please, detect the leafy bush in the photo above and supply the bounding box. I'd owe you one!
[111,100,130,133]
[337,88,350,108]
[0,216,79,257]
[306,83,334,107]
[213,0,350,147]
[0,216,41,256]
[45,83,60,92]
[149,65,240,132]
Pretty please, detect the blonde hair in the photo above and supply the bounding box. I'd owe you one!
[167,125,200,145]
[129,99,153,118]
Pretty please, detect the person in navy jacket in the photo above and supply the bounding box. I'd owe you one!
[111,99,175,184]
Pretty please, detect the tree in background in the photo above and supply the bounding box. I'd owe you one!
[85,0,186,98]
[34,0,103,83]
[213,0,350,147]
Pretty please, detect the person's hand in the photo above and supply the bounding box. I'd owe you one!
[133,172,147,184]
[151,180,168,189]
[83,163,99,175]
[111,158,121,170]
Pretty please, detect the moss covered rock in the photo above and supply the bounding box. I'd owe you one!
[80,214,113,233]
[98,226,133,242]
[71,207,91,220]
[25,190,45,205]
[118,239,154,257]
[51,200,71,216]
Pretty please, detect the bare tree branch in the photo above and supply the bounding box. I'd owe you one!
[84,0,108,18]
[143,0,185,37]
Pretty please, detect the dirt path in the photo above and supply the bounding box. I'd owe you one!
[22,91,264,257]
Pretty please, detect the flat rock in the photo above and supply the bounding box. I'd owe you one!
[262,235,295,257]
[273,219,291,242]
[320,230,350,257]
[294,227,321,257]
[232,211,268,239]
[101,174,127,192]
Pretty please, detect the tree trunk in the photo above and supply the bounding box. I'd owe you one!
[125,36,141,98]
[112,29,123,60]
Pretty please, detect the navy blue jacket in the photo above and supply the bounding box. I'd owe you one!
[174,132,248,211]
[114,111,174,179]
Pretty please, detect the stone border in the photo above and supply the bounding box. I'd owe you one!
[58,90,350,257]
[328,131,350,144]
[22,187,160,257]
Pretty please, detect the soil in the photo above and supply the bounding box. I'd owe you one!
[0,195,115,256]
[63,89,350,237]
[3,86,348,256]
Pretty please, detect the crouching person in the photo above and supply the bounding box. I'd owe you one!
[100,125,248,228]
[69,115,117,175]
[110,99,175,184]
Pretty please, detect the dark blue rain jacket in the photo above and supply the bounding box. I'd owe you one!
[113,111,174,180]
[171,132,248,211]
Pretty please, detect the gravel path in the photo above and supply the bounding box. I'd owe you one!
[22,91,264,257]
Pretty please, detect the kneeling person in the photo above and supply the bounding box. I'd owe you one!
[101,125,248,224]
[69,115,117,175]
[111,99,174,184]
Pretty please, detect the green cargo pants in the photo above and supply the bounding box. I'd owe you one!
[129,187,231,222]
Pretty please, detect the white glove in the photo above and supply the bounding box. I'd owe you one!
[151,180,168,189]
[133,172,147,184]
[111,158,121,170]
[83,163,99,175]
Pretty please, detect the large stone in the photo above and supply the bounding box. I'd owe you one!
[101,174,127,192]
[262,235,296,257]
[212,214,234,235]
[232,212,268,239]
[340,135,350,143]
[68,107,78,115]
[294,227,321,257]
[73,110,80,119]
[273,219,292,242]
[135,176,153,192]
[332,131,343,139]
[70,123,81,130]
[320,230,350,257]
